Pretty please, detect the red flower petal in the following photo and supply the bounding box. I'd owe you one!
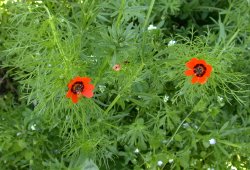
[66,91,72,98]
[72,94,78,103]
[191,76,198,84]
[82,90,93,98]
[186,58,198,69]
[85,84,95,91]
[185,69,194,76]
[80,77,91,84]
[204,64,212,77]
[68,76,81,88]
[198,76,208,84]
[198,59,207,65]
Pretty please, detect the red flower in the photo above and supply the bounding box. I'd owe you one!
[66,76,94,103]
[185,58,212,84]
[113,64,121,71]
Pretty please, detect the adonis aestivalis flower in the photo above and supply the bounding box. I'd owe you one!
[112,64,121,71]
[185,58,212,84]
[66,76,94,103]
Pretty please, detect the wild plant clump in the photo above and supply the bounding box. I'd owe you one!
[0,0,250,169]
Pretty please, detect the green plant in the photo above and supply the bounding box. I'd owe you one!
[0,0,250,169]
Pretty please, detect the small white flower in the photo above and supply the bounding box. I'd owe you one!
[33,100,38,106]
[207,168,215,170]
[183,122,190,128]
[134,148,140,153]
[157,160,163,166]
[209,138,216,145]
[66,115,70,121]
[231,166,237,170]
[99,85,106,93]
[89,55,98,62]
[162,139,168,144]
[217,96,223,102]
[193,124,198,129]
[148,24,157,31]
[31,124,37,131]
[16,132,22,136]
[168,40,176,46]
[163,95,169,103]
[168,159,174,163]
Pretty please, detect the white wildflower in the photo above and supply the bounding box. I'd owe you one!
[207,168,215,170]
[33,100,38,106]
[157,160,163,166]
[231,166,237,170]
[31,124,37,131]
[66,115,70,121]
[168,40,176,46]
[163,95,169,103]
[168,159,174,163]
[99,85,106,93]
[217,96,223,102]
[209,138,216,145]
[162,139,168,144]
[183,122,190,128]
[148,24,157,31]
[16,132,22,136]
[134,148,140,153]
[193,124,198,129]
[35,0,43,3]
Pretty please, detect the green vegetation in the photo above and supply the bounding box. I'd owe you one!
[0,0,249,169]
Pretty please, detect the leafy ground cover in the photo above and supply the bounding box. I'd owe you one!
[0,0,250,169]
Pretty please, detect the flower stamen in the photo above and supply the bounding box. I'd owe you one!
[71,82,84,94]
[194,64,206,77]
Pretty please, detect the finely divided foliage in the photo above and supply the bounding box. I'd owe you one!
[0,0,250,169]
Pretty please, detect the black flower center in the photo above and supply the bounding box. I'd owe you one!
[193,64,206,77]
[71,82,84,94]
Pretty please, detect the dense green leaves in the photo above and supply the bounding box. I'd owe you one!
[0,0,250,169]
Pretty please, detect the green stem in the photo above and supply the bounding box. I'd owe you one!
[143,0,155,30]
[217,29,240,58]
[93,51,114,86]
[104,63,145,115]
[104,94,121,115]
[166,111,193,147]
[44,6,67,61]
[116,0,126,28]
